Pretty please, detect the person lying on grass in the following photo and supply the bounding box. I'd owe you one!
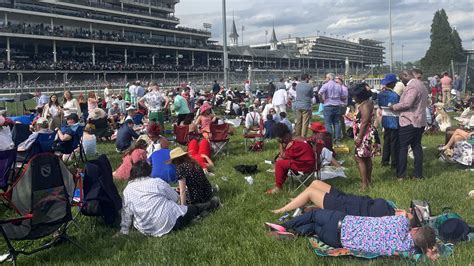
[119,161,219,237]
[272,180,412,220]
[273,209,440,261]
[266,123,315,194]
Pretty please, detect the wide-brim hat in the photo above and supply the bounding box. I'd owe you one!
[168,147,188,163]
[438,218,471,243]
[309,122,327,133]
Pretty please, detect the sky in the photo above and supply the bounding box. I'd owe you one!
[174,0,474,63]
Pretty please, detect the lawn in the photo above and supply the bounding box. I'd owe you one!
[1,110,473,265]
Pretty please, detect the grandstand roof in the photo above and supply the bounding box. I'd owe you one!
[229,46,295,59]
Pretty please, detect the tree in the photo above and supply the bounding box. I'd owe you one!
[452,28,465,62]
[421,9,455,70]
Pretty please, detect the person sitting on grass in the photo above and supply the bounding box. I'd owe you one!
[266,123,315,194]
[439,128,474,151]
[145,122,169,157]
[113,139,148,180]
[264,114,276,139]
[119,161,220,237]
[244,106,261,133]
[169,147,214,205]
[115,119,139,153]
[82,123,97,157]
[279,112,292,133]
[271,180,403,218]
[274,209,440,261]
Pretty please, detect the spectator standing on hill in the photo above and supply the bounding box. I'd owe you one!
[294,74,313,137]
[390,69,428,180]
[440,72,452,107]
[378,74,400,169]
[319,73,346,142]
[453,73,462,103]
[273,80,288,114]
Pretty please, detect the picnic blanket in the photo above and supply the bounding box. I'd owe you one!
[308,236,454,262]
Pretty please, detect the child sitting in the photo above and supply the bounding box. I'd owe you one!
[264,114,276,139]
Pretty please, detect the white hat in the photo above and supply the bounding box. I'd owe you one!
[126,105,137,111]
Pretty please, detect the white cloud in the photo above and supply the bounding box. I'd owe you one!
[175,0,474,62]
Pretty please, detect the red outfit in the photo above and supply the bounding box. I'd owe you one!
[275,140,315,188]
[188,138,211,169]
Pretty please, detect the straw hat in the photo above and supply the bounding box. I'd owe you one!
[169,147,188,161]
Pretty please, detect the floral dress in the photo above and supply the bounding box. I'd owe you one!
[353,108,380,158]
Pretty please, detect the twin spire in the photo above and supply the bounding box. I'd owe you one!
[229,15,278,50]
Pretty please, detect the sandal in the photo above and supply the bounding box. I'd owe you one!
[266,231,296,241]
[264,222,287,232]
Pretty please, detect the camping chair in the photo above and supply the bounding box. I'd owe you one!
[16,132,56,181]
[11,123,32,147]
[209,123,230,156]
[80,155,122,225]
[0,149,16,191]
[288,140,324,192]
[0,153,82,265]
[62,125,87,164]
[243,119,264,152]
[173,124,199,146]
[90,117,113,140]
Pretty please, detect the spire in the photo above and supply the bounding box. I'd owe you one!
[269,23,278,50]
[229,13,239,46]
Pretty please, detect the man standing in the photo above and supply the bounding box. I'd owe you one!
[129,81,138,106]
[139,82,167,128]
[440,72,452,107]
[35,90,49,107]
[294,74,313,137]
[378,74,400,169]
[318,73,346,142]
[390,69,428,179]
[272,81,288,114]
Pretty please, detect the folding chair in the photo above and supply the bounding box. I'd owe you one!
[15,131,56,181]
[173,124,199,146]
[0,149,16,191]
[288,140,324,192]
[11,123,32,147]
[0,153,83,265]
[91,117,113,140]
[243,119,264,152]
[209,123,230,156]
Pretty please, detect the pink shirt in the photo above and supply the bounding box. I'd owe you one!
[440,76,452,86]
[113,149,147,180]
[392,79,428,128]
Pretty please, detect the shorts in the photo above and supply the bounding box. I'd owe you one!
[149,111,164,126]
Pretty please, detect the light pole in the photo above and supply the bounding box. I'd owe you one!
[265,30,268,68]
[401,44,404,69]
[389,0,393,72]
[241,25,245,46]
[221,0,229,90]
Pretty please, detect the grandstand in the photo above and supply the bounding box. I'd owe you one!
[0,0,386,93]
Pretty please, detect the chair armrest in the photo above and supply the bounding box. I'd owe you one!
[0,214,33,225]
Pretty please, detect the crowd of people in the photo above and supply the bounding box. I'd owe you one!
[0,69,472,261]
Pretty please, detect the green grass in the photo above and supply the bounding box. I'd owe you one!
[1,111,473,265]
